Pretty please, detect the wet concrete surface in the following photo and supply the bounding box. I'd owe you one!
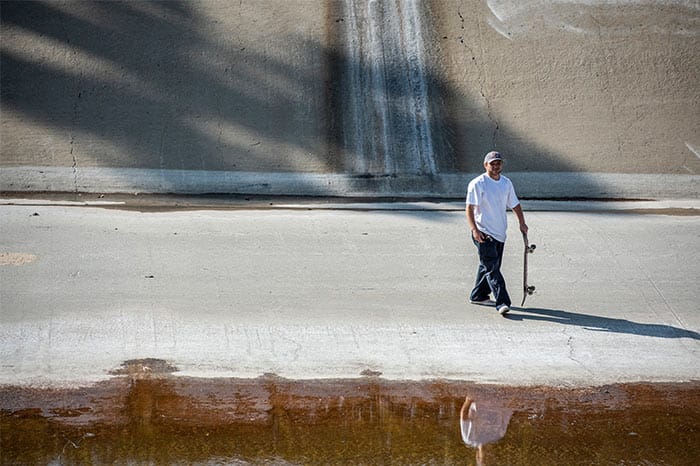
[2,365,699,465]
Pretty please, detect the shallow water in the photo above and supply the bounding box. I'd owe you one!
[2,370,698,465]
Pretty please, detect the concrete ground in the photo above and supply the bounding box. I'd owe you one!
[1,197,699,387]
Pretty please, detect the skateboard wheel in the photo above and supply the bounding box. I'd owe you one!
[527,286,535,294]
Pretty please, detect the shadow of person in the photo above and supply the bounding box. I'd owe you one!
[506,307,700,340]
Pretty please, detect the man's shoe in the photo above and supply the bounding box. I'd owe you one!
[497,305,510,316]
[470,298,495,307]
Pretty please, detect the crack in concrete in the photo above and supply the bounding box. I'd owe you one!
[59,13,81,194]
[564,332,594,376]
[67,75,81,193]
[69,133,79,194]
[458,1,499,148]
[589,13,623,160]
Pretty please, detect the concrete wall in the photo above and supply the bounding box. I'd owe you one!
[1,1,329,171]
[433,0,700,175]
[1,0,698,198]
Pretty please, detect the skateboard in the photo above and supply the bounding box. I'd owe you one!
[521,232,536,306]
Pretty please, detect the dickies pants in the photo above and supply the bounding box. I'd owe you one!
[470,236,511,308]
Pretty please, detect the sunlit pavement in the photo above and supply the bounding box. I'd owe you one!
[1,197,699,387]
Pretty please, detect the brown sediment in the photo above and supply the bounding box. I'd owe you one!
[1,371,699,465]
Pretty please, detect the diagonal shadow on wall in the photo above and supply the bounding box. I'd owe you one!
[2,0,604,196]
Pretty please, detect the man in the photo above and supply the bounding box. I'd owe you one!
[466,151,528,316]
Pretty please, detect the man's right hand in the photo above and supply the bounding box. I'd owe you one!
[472,229,485,243]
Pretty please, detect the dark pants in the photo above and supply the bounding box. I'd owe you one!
[470,236,511,308]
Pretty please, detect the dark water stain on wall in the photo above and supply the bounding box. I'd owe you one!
[1,372,699,465]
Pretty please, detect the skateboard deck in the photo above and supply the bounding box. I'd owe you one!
[521,232,536,306]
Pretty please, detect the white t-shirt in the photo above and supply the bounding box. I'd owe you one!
[466,173,520,242]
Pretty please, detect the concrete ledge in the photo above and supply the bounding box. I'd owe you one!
[2,166,698,199]
[1,197,699,214]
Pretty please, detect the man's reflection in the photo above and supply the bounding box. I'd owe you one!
[460,397,513,465]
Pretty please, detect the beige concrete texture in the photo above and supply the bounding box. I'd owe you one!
[433,0,700,175]
[1,0,329,172]
[1,1,699,197]
[1,200,699,387]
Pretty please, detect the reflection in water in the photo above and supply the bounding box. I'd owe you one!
[460,398,513,466]
[1,375,699,465]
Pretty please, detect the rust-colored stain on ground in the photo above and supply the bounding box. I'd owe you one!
[1,366,698,465]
